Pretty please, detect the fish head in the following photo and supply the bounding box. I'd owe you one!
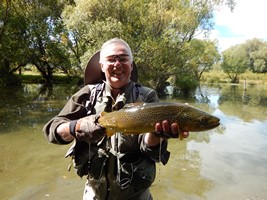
[178,107,220,132]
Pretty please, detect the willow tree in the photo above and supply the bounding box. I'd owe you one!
[221,44,250,83]
[244,38,267,73]
[173,39,220,91]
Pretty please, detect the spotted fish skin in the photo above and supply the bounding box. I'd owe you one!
[98,102,220,137]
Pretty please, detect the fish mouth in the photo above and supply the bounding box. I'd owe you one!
[208,120,220,129]
[212,121,220,128]
[199,120,220,130]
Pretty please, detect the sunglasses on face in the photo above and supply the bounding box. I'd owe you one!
[103,54,131,65]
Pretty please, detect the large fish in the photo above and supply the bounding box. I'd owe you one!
[98,102,220,137]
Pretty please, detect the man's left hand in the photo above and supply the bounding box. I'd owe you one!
[154,120,189,139]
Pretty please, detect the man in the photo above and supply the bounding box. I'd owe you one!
[43,38,189,200]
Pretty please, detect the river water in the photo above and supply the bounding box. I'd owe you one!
[0,83,267,200]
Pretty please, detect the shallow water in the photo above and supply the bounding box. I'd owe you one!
[0,83,267,200]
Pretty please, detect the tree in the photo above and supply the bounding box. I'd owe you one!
[179,39,220,79]
[221,44,249,83]
[1,0,235,88]
[0,0,25,85]
[62,0,234,94]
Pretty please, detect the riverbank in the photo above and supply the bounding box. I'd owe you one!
[15,71,267,86]
[201,71,267,85]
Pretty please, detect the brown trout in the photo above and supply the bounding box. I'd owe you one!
[98,102,220,137]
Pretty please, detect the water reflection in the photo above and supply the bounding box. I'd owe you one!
[0,83,267,200]
[0,84,80,134]
[218,84,267,122]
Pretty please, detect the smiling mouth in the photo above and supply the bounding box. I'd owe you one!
[112,71,124,76]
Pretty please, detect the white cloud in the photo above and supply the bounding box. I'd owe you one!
[211,0,267,51]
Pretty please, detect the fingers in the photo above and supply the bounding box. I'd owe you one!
[154,120,189,139]
[171,122,179,134]
[162,120,171,133]
[182,131,189,138]
[155,122,162,133]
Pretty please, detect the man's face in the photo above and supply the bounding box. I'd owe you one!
[100,43,133,89]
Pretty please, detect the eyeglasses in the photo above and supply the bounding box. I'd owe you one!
[103,54,131,65]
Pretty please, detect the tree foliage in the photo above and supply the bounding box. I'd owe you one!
[1,0,235,91]
[243,38,267,73]
[178,38,220,80]
[221,44,249,83]
[0,0,71,85]
[220,38,267,84]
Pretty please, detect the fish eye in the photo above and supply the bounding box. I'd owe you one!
[199,116,207,123]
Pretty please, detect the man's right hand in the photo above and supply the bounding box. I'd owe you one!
[73,115,106,143]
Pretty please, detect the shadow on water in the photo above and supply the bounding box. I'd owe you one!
[0,83,267,200]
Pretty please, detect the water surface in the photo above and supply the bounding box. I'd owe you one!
[0,83,266,200]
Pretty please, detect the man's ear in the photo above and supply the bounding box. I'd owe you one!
[100,63,105,73]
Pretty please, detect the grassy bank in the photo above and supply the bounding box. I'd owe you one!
[201,71,267,85]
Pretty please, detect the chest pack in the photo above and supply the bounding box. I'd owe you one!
[88,82,143,110]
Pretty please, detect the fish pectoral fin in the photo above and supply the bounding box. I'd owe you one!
[106,129,116,137]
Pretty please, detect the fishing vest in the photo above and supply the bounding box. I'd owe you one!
[65,82,148,177]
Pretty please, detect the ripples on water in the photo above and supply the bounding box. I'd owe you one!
[0,83,267,200]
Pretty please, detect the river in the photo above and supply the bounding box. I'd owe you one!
[0,83,267,200]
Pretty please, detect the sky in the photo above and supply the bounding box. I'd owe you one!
[209,0,267,51]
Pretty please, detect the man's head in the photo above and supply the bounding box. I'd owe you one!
[99,38,133,89]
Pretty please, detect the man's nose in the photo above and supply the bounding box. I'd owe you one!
[113,58,122,66]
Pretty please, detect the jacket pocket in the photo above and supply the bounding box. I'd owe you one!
[118,153,156,191]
